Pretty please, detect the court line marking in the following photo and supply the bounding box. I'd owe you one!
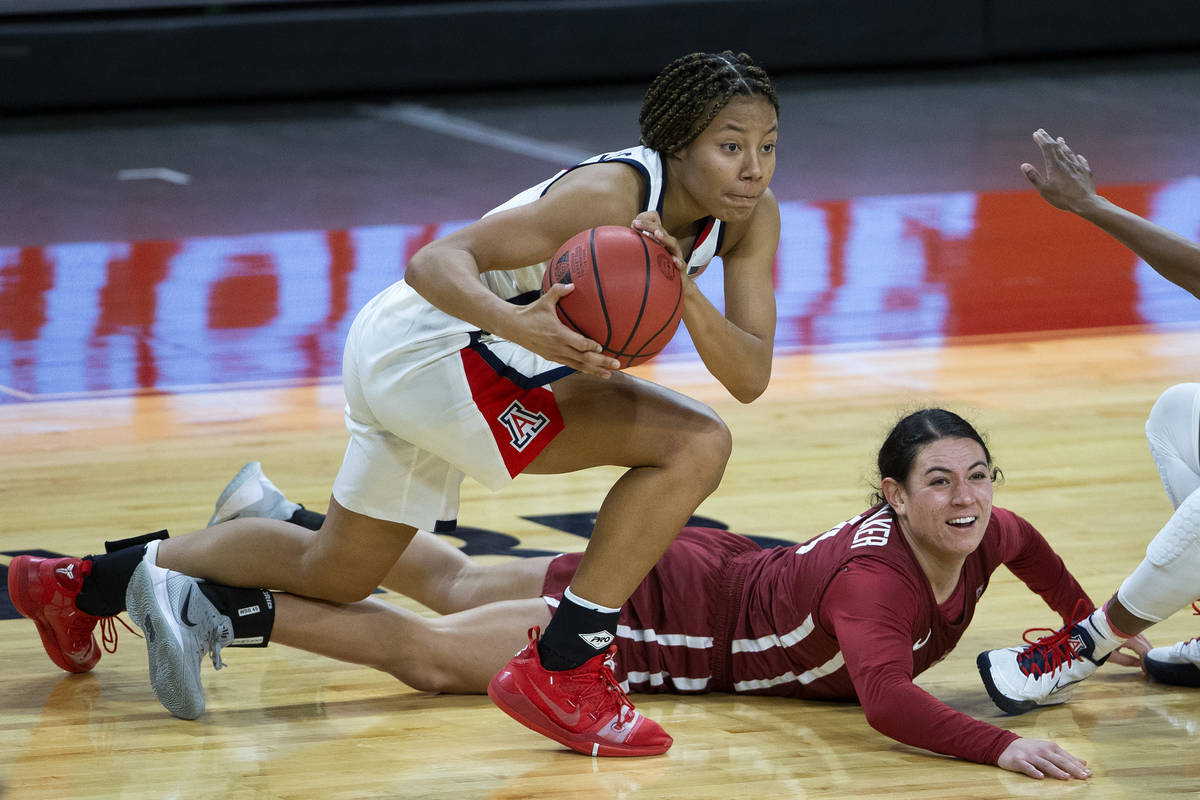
[117,167,192,185]
[0,385,35,401]
[0,375,341,404]
[357,102,591,166]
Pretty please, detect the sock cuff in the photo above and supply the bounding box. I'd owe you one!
[1098,603,1136,641]
[563,586,621,615]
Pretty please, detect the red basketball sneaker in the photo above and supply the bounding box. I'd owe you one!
[487,627,672,757]
[8,555,103,673]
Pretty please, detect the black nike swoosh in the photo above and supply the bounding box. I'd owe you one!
[180,586,198,627]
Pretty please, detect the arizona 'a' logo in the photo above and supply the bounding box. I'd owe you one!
[499,400,550,452]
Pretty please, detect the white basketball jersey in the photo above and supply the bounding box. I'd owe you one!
[479,145,726,302]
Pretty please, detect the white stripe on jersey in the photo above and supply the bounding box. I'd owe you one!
[625,669,711,692]
[733,652,846,692]
[618,624,713,650]
[544,596,715,650]
[730,614,815,653]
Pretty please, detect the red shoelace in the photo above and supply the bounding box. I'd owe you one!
[1016,599,1091,678]
[570,650,637,728]
[97,614,143,654]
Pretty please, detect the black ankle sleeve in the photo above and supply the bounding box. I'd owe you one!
[288,506,326,531]
[104,529,168,554]
[197,583,275,647]
[75,545,148,616]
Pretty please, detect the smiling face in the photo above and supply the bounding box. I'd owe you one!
[882,436,995,566]
[665,94,778,225]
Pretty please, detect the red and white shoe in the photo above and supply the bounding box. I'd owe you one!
[8,555,105,673]
[487,627,672,757]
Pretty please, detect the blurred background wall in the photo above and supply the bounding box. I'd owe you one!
[3,0,1200,111]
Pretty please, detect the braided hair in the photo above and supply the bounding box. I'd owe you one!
[639,51,779,156]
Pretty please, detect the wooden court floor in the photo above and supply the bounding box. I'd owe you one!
[3,327,1200,799]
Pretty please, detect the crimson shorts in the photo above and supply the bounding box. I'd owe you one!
[541,526,762,694]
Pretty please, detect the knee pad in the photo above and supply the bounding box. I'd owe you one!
[1146,487,1200,567]
[1146,383,1200,509]
[1118,489,1200,622]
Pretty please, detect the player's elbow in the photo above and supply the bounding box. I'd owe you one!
[729,369,771,404]
[861,706,907,744]
[735,380,768,404]
[404,246,436,294]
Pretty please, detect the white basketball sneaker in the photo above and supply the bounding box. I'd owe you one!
[125,541,234,719]
[207,461,300,527]
[977,616,1109,714]
[1145,638,1200,687]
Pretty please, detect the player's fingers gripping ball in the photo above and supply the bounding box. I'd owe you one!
[541,226,684,368]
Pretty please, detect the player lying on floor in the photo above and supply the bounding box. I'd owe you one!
[10,407,1149,779]
[976,129,1200,712]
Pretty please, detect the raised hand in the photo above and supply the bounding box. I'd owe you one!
[1020,128,1100,215]
[631,211,687,273]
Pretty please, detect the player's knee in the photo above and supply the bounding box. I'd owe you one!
[296,556,385,603]
[397,664,458,694]
[1146,488,1200,567]
[674,409,732,485]
[312,578,378,604]
[1147,382,1200,466]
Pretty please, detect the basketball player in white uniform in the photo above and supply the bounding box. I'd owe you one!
[9,51,782,757]
[335,144,727,537]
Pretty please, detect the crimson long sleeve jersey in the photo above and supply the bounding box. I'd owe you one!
[726,504,1092,765]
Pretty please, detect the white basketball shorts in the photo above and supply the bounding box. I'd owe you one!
[331,282,573,532]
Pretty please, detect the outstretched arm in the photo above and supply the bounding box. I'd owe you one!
[823,567,1089,779]
[1024,128,1200,299]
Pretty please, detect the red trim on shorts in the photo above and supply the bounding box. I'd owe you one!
[459,346,564,478]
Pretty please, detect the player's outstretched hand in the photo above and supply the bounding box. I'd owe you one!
[1021,129,1100,215]
[516,283,620,377]
[631,211,687,273]
[1108,632,1153,672]
[998,737,1091,781]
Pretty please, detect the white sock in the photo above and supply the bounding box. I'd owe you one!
[1081,607,1126,660]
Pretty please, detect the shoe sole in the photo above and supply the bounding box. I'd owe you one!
[975,650,1072,715]
[7,557,95,674]
[126,563,205,720]
[1145,656,1200,687]
[207,462,263,527]
[487,673,669,757]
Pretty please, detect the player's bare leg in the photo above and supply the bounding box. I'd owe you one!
[271,594,549,693]
[155,498,418,603]
[489,370,729,757]
[380,534,553,614]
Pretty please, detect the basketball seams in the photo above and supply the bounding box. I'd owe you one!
[588,228,615,350]
[627,277,683,363]
[541,225,684,368]
[614,233,654,360]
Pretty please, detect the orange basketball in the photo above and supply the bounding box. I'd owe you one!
[541,226,684,368]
